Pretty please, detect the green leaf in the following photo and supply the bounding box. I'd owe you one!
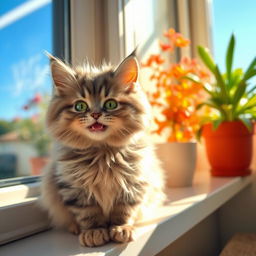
[232,80,247,109]
[239,117,253,132]
[202,84,216,97]
[244,108,256,117]
[244,109,256,120]
[244,57,256,79]
[182,74,201,83]
[229,68,243,89]
[211,96,226,106]
[196,102,219,110]
[237,94,256,113]
[226,34,235,85]
[183,74,217,97]
[243,69,256,81]
[196,103,205,110]
[196,101,227,119]
[244,94,256,109]
[247,84,256,95]
[215,66,229,102]
[197,46,216,74]
[196,127,203,142]
[198,46,230,102]
[213,119,223,130]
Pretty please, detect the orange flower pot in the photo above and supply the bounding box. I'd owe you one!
[30,157,49,176]
[202,121,253,177]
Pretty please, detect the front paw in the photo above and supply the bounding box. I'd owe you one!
[79,228,110,247]
[68,222,80,235]
[109,225,134,243]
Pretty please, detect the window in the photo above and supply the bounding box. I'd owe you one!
[0,0,54,245]
[0,0,52,182]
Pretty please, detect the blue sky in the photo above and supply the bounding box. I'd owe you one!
[0,0,256,121]
[0,0,52,120]
[212,0,256,71]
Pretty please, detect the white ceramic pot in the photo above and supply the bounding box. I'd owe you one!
[156,142,197,187]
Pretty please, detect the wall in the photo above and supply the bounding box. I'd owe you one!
[218,175,256,249]
[157,212,221,256]
[0,142,36,177]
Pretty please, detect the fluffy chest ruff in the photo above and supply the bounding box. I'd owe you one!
[57,146,144,216]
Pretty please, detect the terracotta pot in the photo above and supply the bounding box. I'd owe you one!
[202,121,253,177]
[30,157,49,175]
[156,142,197,187]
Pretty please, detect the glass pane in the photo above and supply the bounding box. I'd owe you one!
[0,0,52,180]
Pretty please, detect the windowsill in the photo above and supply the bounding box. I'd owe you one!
[1,171,252,256]
[0,181,40,207]
[0,181,50,245]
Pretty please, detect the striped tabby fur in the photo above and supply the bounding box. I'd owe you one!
[41,53,165,247]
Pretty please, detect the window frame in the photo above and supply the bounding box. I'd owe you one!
[69,0,122,66]
[0,176,40,188]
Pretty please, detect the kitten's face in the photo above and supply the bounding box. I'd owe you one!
[46,54,150,148]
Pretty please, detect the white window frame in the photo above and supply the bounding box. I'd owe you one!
[0,0,213,246]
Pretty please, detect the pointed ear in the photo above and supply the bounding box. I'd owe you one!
[46,53,77,95]
[114,54,139,90]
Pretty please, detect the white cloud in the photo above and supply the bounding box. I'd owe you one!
[11,54,50,96]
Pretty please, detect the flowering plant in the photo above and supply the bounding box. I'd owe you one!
[142,28,209,142]
[15,93,51,156]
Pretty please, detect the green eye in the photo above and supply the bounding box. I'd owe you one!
[74,101,88,112]
[104,99,118,110]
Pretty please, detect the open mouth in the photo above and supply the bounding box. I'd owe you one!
[88,122,107,132]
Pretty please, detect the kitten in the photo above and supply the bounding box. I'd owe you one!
[41,52,165,247]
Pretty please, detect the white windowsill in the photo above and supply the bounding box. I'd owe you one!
[1,171,252,256]
[0,181,40,207]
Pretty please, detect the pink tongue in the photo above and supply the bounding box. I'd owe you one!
[91,122,104,131]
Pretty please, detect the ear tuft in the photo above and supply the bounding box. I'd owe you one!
[47,54,76,95]
[44,51,55,62]
[114,54,139,88]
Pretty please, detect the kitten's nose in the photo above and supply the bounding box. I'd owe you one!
[91,112,102,120]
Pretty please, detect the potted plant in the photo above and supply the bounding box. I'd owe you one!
[142,28,209,187]
[16,93,51,175]
[190,34,256,176]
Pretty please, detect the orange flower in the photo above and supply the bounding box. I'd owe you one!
[149,100,163,107]
[142,54,164,67]
[152,91,161,99]
[159,41,172,51]
[163,28,176,39]
[142,27,209,142]
[167,134,177,142]
[154,119,169,135]
[162,108,174,120]
[163,28,190,49]
[175,34,190,47]
[171,64,188,78]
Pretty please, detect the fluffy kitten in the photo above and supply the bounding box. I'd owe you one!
[41,52,165,247]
